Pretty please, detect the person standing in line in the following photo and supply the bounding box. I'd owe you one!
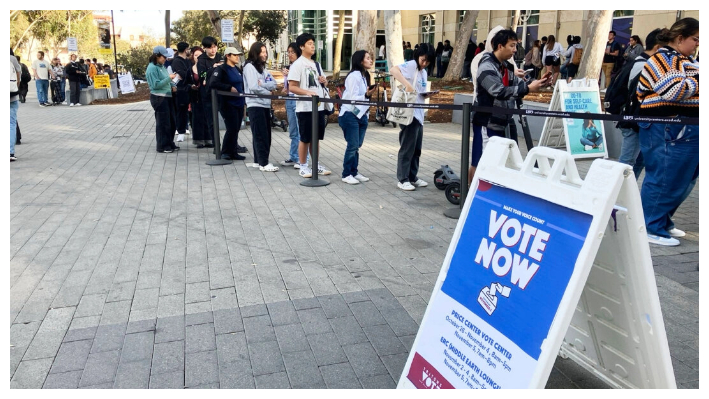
[601,30,622,89]
[338,50,377,185]
[15,55,30,103]
[565,36,583,82]
[197,36,223,148]
[209,47,247,161]
[404,43,414,61]
[470,29,548,186]
[51,57,66,104]
[88,58,98,81]
[435,42,444,78]
[243,42,279,172]
[65,54,85,106]
[287,32,332,178]
[636,18,698,246]
[559,35,574,81]
[542,34,562,87]
[440,40,453,77]
[146,46,179,154]
[189,47,209,148]
[461,39,476,80]
[11,49,22,162]
[31,51,54,106]
[390,43,436,191]
[624,35,645,61]
[171,42,192,143]
[280,42,306,168]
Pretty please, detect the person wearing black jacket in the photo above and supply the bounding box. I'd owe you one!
[171,42,192,142]
[209,47,246,161]
[65,54,86,106]
[461,39,476,79]
[196,36,223,148]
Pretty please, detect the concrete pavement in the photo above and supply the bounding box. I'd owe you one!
[9,87,698,389]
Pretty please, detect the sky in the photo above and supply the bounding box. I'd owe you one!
[108,10,184,37]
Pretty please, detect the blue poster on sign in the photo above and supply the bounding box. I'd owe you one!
[441,180,592,360]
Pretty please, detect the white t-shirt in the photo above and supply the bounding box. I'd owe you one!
[339,71,369,119]
[288,55,325,113]
[379,45,386,58]
[396,60,428,125]
[32,59,52,80]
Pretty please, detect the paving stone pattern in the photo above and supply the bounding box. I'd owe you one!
[10,88,698,388]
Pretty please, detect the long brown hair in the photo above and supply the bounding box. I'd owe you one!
[546,35,556,51]
[657,17,699,44]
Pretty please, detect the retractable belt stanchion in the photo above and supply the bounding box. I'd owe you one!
[300,95,330,187]
[444,102,471,219]
[206,90,232,166]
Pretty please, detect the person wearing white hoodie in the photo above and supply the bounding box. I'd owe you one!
[244,42,279,172]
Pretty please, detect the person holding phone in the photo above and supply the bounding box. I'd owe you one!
[338,50,377,184]
[470,29,549,186]
[146,46,179,153]
[389,43,436,191]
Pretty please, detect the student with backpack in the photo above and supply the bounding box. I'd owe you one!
[440,40,453,77]
[15,55,31,103]
[615,29,663,179]
[565,36,583,82]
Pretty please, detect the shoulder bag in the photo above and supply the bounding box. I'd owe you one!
[315,62,334,115]
[386,68,418,126]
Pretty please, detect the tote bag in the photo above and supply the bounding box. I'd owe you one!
[386,70,418,126]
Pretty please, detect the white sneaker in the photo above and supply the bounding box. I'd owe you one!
[342,175,360,185]
[300,167,313,178]
[584,145,593,151]
[176,134,185,142]
[668,228,686,238]
[259,163,279,172]
[294,164,301,169]
[185,129,190,135]
[250,163,260,168]
[317,165,331,175]
[647,234,680,247]
[413,179,428,187]
[69,103,74,107]
[62,101,67,105]
[398,181,416,191]
[75,103,82,106]
[354,173,370,182]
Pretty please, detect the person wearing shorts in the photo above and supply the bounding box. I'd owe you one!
[287,32,331,178]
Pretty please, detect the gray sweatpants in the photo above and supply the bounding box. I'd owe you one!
[396,119,423,183]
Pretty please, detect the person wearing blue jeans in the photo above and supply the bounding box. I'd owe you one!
[281,42,309,167]
[638,122,698,243]
[338,50,377,184]
[31,51,53,106]
[618,127,645,179]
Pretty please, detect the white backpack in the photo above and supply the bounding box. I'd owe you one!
[10,60,19,94]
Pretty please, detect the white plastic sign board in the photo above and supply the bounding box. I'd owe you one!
[67,37,78,52]
[221,19,234,43]
[118,72,135,94]
[398,137,676,389]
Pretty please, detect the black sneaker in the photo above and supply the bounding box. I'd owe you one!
[157,148,173,153]
[171,145,180,151]
[205,143,215,148]
[195,144,205,148]
[236,145,247,153]
[221,154,232,160]
[10,154,17,161]
[232,154,246,160]
[15,140,21,145]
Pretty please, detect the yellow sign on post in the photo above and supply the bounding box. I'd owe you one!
[94,75,111,89]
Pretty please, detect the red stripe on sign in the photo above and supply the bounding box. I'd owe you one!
[406,352,455,389]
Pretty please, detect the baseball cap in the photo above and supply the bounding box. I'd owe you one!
[166,48,175,58]
[224,47,243,56]
[153,46,169,57]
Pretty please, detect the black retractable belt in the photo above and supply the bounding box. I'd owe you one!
[206,90,232,166]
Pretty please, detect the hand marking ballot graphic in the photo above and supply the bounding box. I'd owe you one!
[478,283,511,316]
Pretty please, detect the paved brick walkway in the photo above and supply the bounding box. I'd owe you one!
[9,88,698,389]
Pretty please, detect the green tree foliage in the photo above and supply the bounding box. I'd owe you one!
[116,37,163,79]
[10,11,96,58]
[243,11,287,44]
[172,10,240,46]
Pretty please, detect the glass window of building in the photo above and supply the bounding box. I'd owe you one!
[516,10,540,52]
[419,14,436,45]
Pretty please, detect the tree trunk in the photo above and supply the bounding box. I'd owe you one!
[165,10,171,48]
[511,10,520,32]
[332,10,346,79]
[384,11,404,70]
[354,10,377,81]
[442,10,479,82]
[577,10,614,82]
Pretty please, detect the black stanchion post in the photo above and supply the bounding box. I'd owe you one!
[301,95,329,187]
[207,90,232,166]
[444,102,471,219]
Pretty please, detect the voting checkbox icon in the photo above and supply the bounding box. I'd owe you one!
[478,283,511,316]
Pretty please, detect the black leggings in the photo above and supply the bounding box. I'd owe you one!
[248,107,272,166]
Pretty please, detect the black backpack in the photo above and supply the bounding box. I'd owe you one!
[20,64,31,84]
[604,57,645,114]
[616,72,644,131]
